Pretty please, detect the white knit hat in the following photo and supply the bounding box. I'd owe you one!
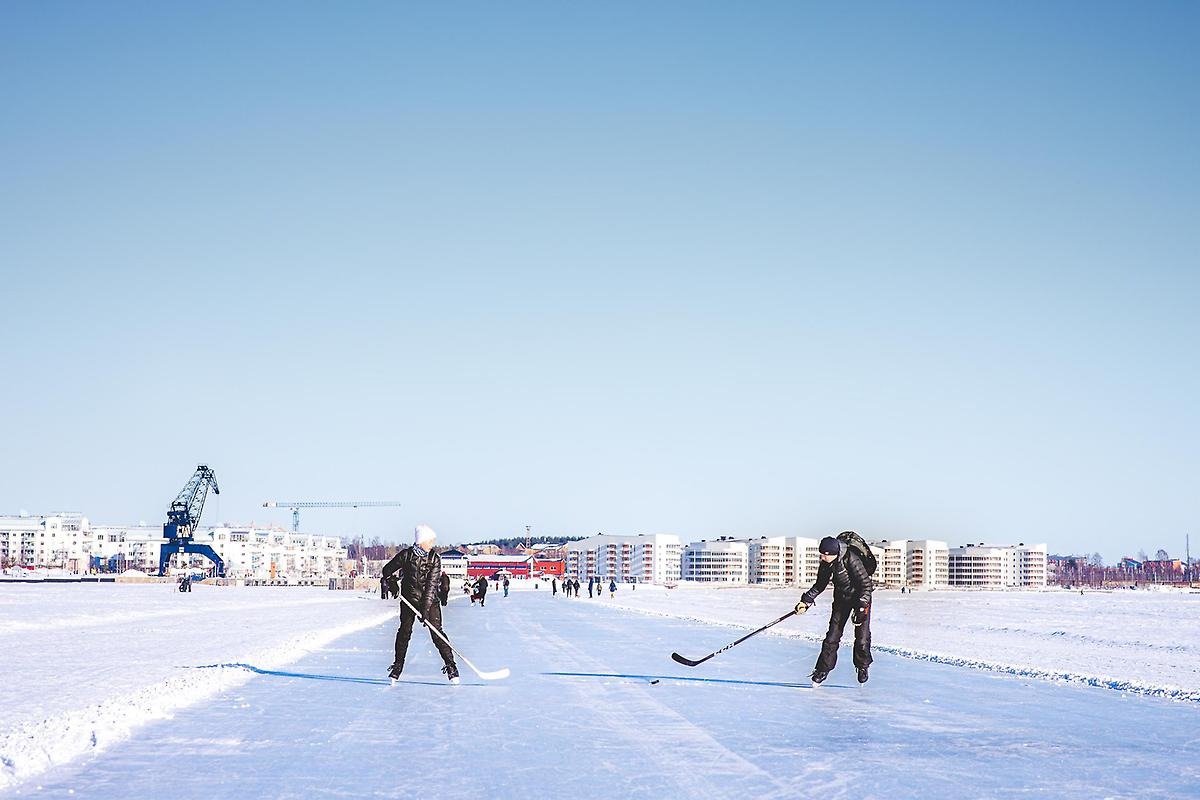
[413,524,437,545]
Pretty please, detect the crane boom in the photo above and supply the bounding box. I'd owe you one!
[173,466,220,529]
[261,500,402,532]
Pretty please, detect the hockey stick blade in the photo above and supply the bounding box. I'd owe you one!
[475,667,511,680]
[671,652,711,668]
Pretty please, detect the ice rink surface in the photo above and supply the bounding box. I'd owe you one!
[7,585,1198,799]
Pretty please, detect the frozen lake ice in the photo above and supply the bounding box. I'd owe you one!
[3,583,1198,798]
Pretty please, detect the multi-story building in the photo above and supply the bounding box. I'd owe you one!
[681,538,749,583]
[2,515,347,578]
[737,536,822,587]
[868,539,950,589]
[533,557,565,577]
[439,548,469,582]
[466,554,533,578]
[89,525,164,572]
[565,533,681,584]
[948,543,1047,588]
[745,536,790,584]
[0,514,91,570]
[192,526,347,578]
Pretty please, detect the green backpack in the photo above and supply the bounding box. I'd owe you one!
[837,531,878,576]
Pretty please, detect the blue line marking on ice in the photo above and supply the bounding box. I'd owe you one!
[184,662,451,687]
[542,671,835,689]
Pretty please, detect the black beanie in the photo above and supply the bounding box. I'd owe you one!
[819,536,841,555]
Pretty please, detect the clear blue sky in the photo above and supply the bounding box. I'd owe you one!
[2,1,1196,561]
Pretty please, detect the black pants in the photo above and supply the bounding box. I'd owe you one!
[814,598,872,672]
[393,601,455,672]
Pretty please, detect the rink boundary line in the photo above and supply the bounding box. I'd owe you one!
[590,599,1200,704]
[186,662,493,688]
[542,671,852,689]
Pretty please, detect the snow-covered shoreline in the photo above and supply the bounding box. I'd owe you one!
[600,584,1200,702]
[0,584,393,792]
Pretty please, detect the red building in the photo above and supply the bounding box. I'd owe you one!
[534,558,565,577]
[467,555,533,578]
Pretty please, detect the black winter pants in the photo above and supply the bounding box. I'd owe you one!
[814,598,872,672]
[393,601,456,672]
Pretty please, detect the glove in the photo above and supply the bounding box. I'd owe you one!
[794,601,811,615]
[852,605,869,626]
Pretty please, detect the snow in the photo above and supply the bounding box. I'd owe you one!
[0,583,391,792]
[2,583,1198,798]
[605,584,1200,701]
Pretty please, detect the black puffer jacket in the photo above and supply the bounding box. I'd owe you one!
[380,547,442,617]
[801,545,873,608]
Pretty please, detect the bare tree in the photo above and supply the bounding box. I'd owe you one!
[1137,549,1149,563]
[1155,548,1170,561]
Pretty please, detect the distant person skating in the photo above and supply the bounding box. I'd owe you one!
[474,575,489,607]
[503,577,510,597]
[796,533,874,685]
[438,571,451,607]
[551,577,558,596]
[380,525,460,684]
[587,577,594,598]
[572,578,580,597]
[380,573,400,600]
[608,578,616,598]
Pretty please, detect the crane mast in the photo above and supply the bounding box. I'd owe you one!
[158,465,225,577]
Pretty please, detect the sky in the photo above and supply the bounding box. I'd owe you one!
[2,1,1197,561]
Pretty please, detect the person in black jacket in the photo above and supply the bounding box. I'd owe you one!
[380,525,459,683]
[473,575,489,607]
[437,571,451,607]
[796,534,874,684]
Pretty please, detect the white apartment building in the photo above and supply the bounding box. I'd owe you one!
[439,549,469,582]
[0,514,90,570]
[1,515,347,578]
[195,526,347,578]
[948,543,1047,588]
[681,538,749,583]
[565,533,682,584]
[868,539,950,589]
[90,525,165,571]
[735,536,824,587]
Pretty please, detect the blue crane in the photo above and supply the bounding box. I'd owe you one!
[158,464,225,577]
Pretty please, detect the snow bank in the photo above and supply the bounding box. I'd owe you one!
[602,585,1200,702]
[0,584,394,792]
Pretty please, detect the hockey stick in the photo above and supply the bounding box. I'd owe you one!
[397,594,510,680]
[671,608,800,667]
